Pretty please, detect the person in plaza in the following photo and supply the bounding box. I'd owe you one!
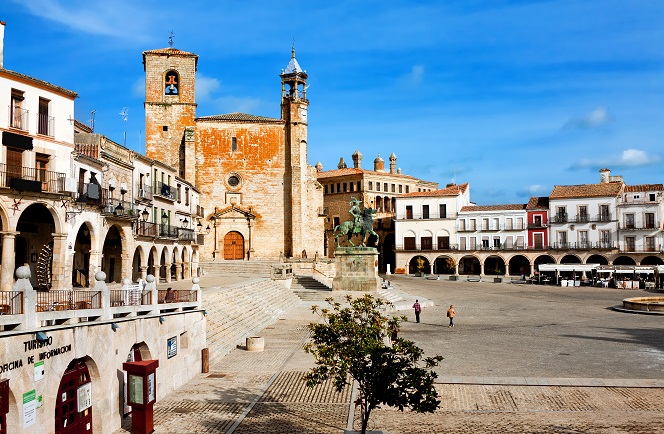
[447,305,456,327]
[413,299,422,323]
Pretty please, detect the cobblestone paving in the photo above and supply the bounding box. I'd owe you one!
[115,276,664,434]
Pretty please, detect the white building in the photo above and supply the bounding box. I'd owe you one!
[457,204,528,251]
[394,183,471,274]
[617,184,664,254]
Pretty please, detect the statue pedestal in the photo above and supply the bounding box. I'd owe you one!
[332,247,380,292]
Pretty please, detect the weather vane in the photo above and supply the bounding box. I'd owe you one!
[168,30,175,48]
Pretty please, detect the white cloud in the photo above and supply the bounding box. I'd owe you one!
[516,184,548,198]
[195,75,221,102]
[132,77,145,99]
[398,65,425,87]
[570,148,661,170]
[11,0,151,41]
[562,106,613,130]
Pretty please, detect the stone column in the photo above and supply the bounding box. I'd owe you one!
[164,262,172,283]
[173,261,182,281]
[480,262,485,276]
[140,266,148,281]
[14,266,34,331]
[0,231,18,291]
[88,249,101,284]
[94,271,112,321]
[50,233,68,290]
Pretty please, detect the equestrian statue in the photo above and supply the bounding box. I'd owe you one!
[334,197,379,247]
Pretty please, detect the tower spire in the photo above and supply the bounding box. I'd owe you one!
[168,30,175,48]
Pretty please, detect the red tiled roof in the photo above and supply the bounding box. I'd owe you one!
[526,196,549,209]
[316,167,418,181]
[624,184,664,192]
[400,182,469,197]
[142,47,198,57]
[196,112,282,123]
[549,182,622,199]
[74,119,92,133]
[460,203,526,212]
[0,68,78,98]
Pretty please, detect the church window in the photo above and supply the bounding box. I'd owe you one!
[231,137,237,152]
[384,183,388,191]
[406,186,410,193]
[357,181,361,191]
[336,183,340,193]
[343,183,347,192]
[399,185,403,193]
[165,70,179,95]
[377,183,380,192]
[350,182,354,192]
[368,181,373,190]
[391,184,395,193]
[324,185,328,194]
[163,126,168,131]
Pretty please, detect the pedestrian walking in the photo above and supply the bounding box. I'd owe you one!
[413,299,422,323]
[447,305,455,327]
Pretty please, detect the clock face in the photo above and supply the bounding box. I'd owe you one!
[299,107,307,121]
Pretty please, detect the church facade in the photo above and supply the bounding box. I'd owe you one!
[143,46,324,261]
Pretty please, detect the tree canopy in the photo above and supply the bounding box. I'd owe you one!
[304,294,443,433]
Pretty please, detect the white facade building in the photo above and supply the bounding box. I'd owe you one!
[617,184,664,254]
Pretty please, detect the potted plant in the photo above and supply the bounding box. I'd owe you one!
[415,257,425,277]
[493,267,503,283]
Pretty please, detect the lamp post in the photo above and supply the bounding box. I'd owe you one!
[181,217,189,229]
[141,208,149,222]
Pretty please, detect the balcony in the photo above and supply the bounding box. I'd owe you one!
[397,212,458,220]
[394,242,618,253]
[154,182,176,201]
[618,245,661,253]
[100,198,138,220]
[37,113,55,137]
[134,221,157,238]
[457,226,477,232]
[550,215,568,224]
[0,164,66,194]
[619,223,659,231]
[136,183,153,202]
[9,106,28,130]
[549,242,616,250]
[527,223,548,229]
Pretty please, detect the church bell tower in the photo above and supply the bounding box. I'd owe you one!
[142,39,199,183]
[280,46,309,256]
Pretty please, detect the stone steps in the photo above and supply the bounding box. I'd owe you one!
[203,278,302,363]
[199,260,281,278]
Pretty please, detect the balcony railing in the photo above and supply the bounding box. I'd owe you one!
[36,290,102,311]
[0,291,23,315]
[0,164,66,193]
[619,223,659,231]
[154,181,176,201]
[178,228,195,241]
[157,289,198,304]
[135,221,158,237]
[398,212,458,220]
[550,215,568,224]
[136,183,153,201]
[394,241,617,252]
[527,223,548,229]
[9,106,28,130]
[618,245,661,253]
[37,113,55,136]
[74,143,100,159]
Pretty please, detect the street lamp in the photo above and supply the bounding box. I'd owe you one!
[161,211,169,226]
[181,217,189,228]
[114,202,124,216]
[66,195,88,221]
[141,208,149,222]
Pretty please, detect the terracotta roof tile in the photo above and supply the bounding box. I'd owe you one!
[196,112,282,123]
[400,182,469,197]
[549,182,622,199]
[316,167,418,180]
[526,196,549,209]
[460,204,527,212]
[142,47,198,57]
[624,184,664,192]
[0,68,78,98]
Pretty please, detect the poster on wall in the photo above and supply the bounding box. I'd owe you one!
[167,336,177,359]
[23,390,37,428]
[77,383,92,412]
[34,361,45,381]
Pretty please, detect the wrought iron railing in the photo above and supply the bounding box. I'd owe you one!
[37,113,55,136]
[9,106,28,130]
[0,291,23,315]
[0,164,66,193]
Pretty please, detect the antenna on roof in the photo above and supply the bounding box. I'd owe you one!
[120,107,128,147]
[89,110,96,133]
[451,163,456,185]
[168,30,175,48]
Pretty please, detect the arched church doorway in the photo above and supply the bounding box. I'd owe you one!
[224,231,244,260]
[55,358,92,433]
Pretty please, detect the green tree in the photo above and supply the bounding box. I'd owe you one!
[304,294,443,434]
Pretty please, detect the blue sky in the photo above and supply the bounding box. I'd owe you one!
[2,0,664,205]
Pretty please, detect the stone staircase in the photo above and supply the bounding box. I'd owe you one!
[291,275,333,301]
[203,278,302,364]
[199,260,281,278]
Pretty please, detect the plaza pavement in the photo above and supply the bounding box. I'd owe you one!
[116,274,664,433]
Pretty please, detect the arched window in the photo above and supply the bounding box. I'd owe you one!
[165,70,179,95]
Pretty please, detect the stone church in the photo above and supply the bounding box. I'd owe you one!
[143,45,324,261]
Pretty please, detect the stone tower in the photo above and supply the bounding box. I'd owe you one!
[143,45,198,182]
[280,46,309,256]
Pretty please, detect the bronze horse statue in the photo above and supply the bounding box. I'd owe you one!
[334,208,379,247]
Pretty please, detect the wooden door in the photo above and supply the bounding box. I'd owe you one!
[224,232,244,260]
[55,359,92,434]
[534,233,544,249]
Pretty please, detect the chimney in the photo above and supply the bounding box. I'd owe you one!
[337,157,347,169]
[599,168,610,184]
[352,150,362,168]
[389,152,397,174]
[315,161,323,172]
[0,22,5,69]
[373,154,384,172]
